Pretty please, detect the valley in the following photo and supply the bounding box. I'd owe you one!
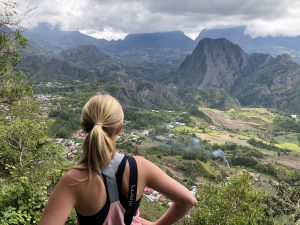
[1,20,300,224]
[36,82,299,222]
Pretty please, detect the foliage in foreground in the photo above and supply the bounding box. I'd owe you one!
[267,182,300,224]
[0,166,49,225]
[189,172,272,225]
[0,2,72,223]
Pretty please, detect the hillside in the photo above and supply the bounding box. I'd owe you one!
[23,23,194,65]
[172,38,300,113]
[23,23,112,54]
[59,45,122,77]
[3,4,300,224]
[18,25,300,113]
[19,55,96,82]
[24,23,300,64]
[195,26,300,63]
[100,74,182,109]
[117,31,194,50]
[231,54,300,112]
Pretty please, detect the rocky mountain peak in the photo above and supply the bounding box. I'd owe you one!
[274,54,292,64]
[176,38,249,90]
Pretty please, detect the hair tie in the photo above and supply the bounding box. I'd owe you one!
[95,122,103,127]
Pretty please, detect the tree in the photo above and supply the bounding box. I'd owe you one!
[189,172,272,225]
[266,182,300,224]
[0,0,33,104]
[0,2,73,224]
[0,118,48,170]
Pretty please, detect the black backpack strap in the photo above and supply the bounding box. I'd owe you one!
[123,156,138,225]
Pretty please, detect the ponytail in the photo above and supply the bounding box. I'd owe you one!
[85,124,115,181]
[74,94,124,182]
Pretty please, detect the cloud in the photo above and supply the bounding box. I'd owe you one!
[17,0,300,40]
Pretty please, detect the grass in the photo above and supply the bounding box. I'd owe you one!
[173,125,201,133]
[238,135,250,140]
[205,129,223,137]
[200,161,222,178]
[140,197,167,221]
[274,133,300,145]
[132,106,299,184]
[275,143,300,153]
[225,108,275,124]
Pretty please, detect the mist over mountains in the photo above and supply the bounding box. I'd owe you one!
[15,23,300,113]
[23,23,300,63]
[196,26,300,64]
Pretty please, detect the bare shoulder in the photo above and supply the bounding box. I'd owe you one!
[133,155,152,166]
[133,155,147,163]
[133,156,156,172]
[60,169,89,186]
[132,155,163,179]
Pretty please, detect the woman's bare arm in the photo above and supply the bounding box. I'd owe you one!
[38,172,77,225]
[138,157,197,225]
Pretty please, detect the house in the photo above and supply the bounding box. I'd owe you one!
[144,190,162,202]
[154,135,167,141]
[249,172,260,181]
[190,186,197,196]
[159,195,167,201]
[73,130,86,140]
[144,187,154,195]
[141,130,150,136]
[174,122,186,126]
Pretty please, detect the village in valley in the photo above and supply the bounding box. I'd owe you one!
[30,91,300,209]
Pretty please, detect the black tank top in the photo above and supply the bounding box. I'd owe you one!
[76,156,141,225]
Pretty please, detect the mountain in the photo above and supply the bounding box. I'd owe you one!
[59,45,122,77]
[19,55,95,82]
[21,39,54,57]
[24,24,194,52]
[18,24,300,112]
[174,38,249,90]
[23,23,193,65]
[231,54,300,112]
[117,31,194,50]
[113,31,194,65]
[172,38,273,90]
[100,74,182,109]
[19,44,175,82]
[23,23,112,54]
[195,26,300,63]
[173,38,300,113]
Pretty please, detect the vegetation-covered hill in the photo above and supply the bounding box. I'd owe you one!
[19,55,96,81]
[195,26,300,63]
[23,23,194,64]
[18,24,300,113]
[173,38,300,113]
[2,2,300,225]
[59,45,122,77]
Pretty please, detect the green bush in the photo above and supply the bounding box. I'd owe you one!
[0,167,49,225]
[230,156,258,168]
[182,150,197,160]
[189,172,272,225]
[266,182,300,223]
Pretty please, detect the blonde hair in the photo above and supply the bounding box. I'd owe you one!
[74,94,124,182]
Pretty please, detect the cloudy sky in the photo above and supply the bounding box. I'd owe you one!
[16,0,300,40]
